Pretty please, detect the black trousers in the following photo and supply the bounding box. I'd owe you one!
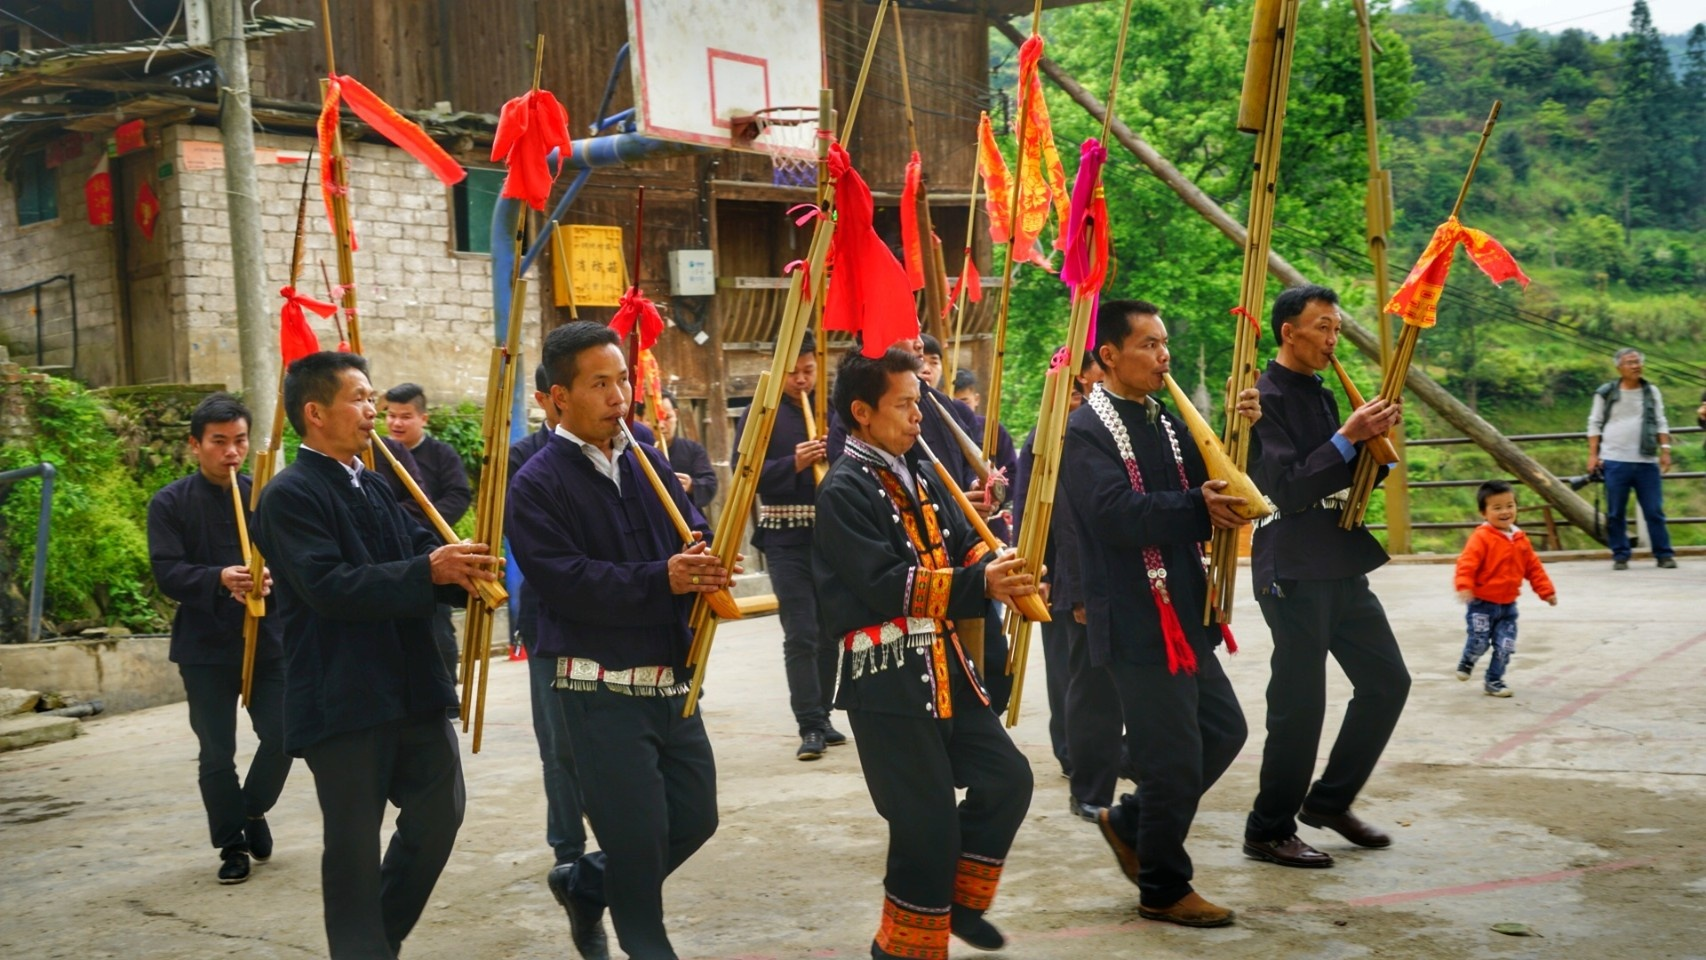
[982,602,1013,715]
[178,659,293,851]
[1246,576,1412,842]
[847,665,1033,916]
[767,542,837,733]
[522,634,586,865]
[557,687,718,960]
[1040,618,1071,773]
[1064,618,1124,808]
[302,714,466,960]
[1106,650,1246,908]
[430,603,459,678]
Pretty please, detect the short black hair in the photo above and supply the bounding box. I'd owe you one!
[952,368,978,392]
[542,321,622,391]
[798,329,817,356]
[1271,284,1339,342]
[1092,299,1162,369]
[534,363,549,393]
[384,382,427,412]
[921,333,943,357]
[1477,479,1514,513]
[283,351,369,436]
[658,389,678,409]
[189,392,251,441]
[833,347,923,430]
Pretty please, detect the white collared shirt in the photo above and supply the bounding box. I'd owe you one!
[849,435,918,493]
[300,443,363,488]
[555,424,629,491]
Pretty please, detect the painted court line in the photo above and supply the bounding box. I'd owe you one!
[1478,630,1706,763]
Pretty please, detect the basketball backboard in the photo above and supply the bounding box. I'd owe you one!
[626,0,826,160]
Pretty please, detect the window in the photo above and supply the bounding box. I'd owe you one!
[15,151,56,226]
[453,168,505,253]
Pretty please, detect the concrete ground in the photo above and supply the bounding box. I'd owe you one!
[1,557,1702,959]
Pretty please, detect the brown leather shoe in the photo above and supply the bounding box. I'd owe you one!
[1299,807,1392,848]
[1138,891,1235,928]
[1097,808,1141,885]
[1242,835,1334,868]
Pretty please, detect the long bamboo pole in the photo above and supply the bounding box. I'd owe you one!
[1003,0,1137,727]
[371,436,508,610]
[230,466,265,706]
[982,0,1046,460]
[944,170,981,397]
[1341,101,1501,529]
[891,3,949,343]
[798,389,827,485]
[1352,0,1409,553]
[917,437,1049,624]
[1205,0,1300,625]
[318,0,367,469]
[682,1,892,718]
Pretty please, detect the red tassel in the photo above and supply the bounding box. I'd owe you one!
[1220,623,1238,655]
[609,286,664,351]
[335,74,466,187]
[507,642,528,662]
[1156,599,1199,675]
[900,151,925,290]
[822,143,918,358]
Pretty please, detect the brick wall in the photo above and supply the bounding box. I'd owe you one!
[169,125,537,405]
[0,137,123,384]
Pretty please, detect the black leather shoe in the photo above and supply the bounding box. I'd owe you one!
[1242,835,1334,868]
[1299,807,1392,848]
[951,906,1006,950]
[245,816,273,863]
[547,863,610,960]
[821,724,848,746]
[217,846,250,884]
[1068,795,1102,823]
[797,729,826,761]
[1097,808,1141,885]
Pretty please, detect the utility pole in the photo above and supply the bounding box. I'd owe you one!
[208,0,275,447]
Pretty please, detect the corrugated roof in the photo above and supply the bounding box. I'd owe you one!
[0,16,315,78]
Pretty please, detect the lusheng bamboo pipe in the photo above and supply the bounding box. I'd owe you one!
[370,434,508,608]
[926,393,992,486]
[914,436,1050,624]
[230,466,266,706]
[1329,356,1400,467]
[1236,0,1283,133]
[1162,375,1271,520]
[1341,100,1501,530]
[797,389,827,486]
[619,421,743,622]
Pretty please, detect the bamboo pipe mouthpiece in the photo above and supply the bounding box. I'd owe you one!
[1329,356,1400,467]
[370,436,509,607]
[1161,374,1272,520]
[797,390,827,486]
[620,423,744,621]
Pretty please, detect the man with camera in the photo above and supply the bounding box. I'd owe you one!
[1586,348,1677,570]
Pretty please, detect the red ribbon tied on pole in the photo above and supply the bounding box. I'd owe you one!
[491,89,572,212]
[821,143,918,358]
[609,286,664,352]
[279,286,338,366]
[318,74,468,250]
[942,252,982,321]
[1058,138,1109,298]
[1385,216,1530,328]
[900,151,926,290]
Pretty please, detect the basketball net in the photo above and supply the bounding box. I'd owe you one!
[734,107,821,188]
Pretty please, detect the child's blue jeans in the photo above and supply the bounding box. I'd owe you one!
[1460,599,1518,687]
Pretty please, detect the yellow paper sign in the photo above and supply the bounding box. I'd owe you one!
[554,225,628,307]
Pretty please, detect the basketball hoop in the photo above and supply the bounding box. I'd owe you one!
[730,106,822,188]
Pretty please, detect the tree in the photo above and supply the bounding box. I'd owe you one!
[1603,0,1683,228]
[1495,129,1531,183]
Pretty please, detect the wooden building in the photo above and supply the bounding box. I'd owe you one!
[0,0,1085,496]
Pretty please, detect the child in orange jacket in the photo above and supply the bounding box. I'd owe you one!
[1454,480,1558,697]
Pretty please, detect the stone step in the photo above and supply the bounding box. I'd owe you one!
[0,714,79,752]
[0,687,41,716]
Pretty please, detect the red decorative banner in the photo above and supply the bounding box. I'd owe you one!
[133,181,160,240]
[84,156,114,227]
[114,119,147,156]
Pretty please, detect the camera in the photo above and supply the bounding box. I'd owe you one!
[1567,467,1604,491]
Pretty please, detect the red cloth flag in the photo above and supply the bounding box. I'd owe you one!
[942,252,982,321]
[1058,138,1109,298]
[279,285,336,366]
[1385,216,1529,328]
[133,181,160,240]
[491,89,572,212]
[900,151,926,290]
[976,112,1011,245]
[84,156,113,226]
[1013,36,1070,262]
[609,287,665,351]
[318,74,468,249]
[821,144,918,358]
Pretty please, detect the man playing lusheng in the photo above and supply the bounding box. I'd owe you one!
[813,346,1037,960]
[253,352,499,960]
[147,392,292,885]
[508,321,734,960]
[384,382,474,675]
[1062,301,1252,926]
[1242,284,1411,870]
